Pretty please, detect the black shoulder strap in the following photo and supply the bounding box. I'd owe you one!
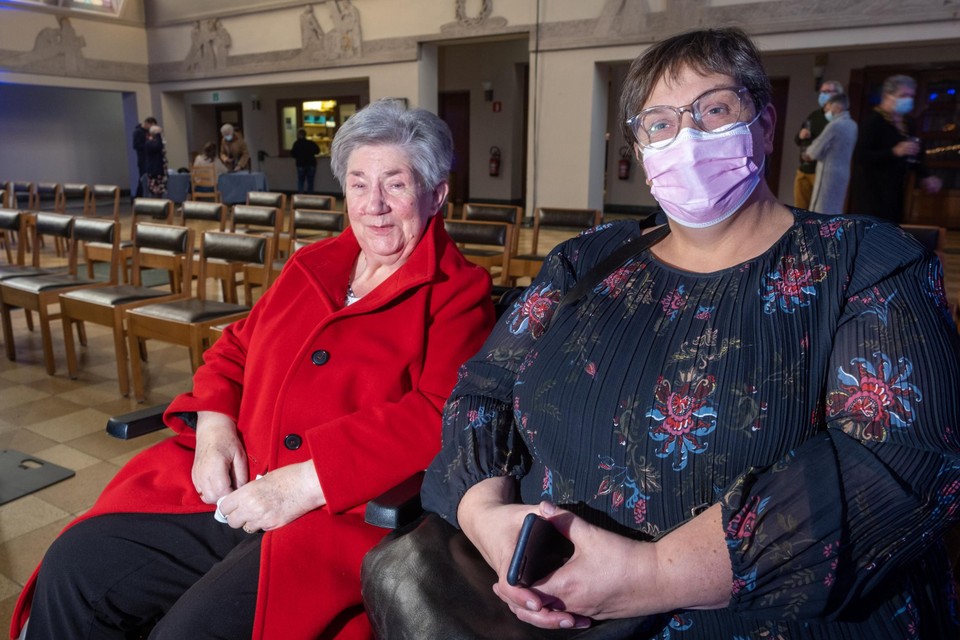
[551,224,670,323]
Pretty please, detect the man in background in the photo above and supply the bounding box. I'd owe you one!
[219,123,250,172]
[803,93,858,215]
[290,128,320,193]
[793,80,843,209]
[132,116,158,199]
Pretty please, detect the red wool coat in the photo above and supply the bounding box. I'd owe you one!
[12,216,494,639]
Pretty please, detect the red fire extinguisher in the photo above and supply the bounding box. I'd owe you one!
[618,146,631,180]
[489,146,501,177]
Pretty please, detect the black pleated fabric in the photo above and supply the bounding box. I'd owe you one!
[422,211,960,638]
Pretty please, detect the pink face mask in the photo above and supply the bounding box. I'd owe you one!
[641,115,764,228]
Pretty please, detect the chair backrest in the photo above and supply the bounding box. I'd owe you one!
[247,191,287,211]
[199,231,275,304]
[189,165,220,202]
[291,209,346,240]
[230,204,281,237]
[0,208,26,265]
[181,201,227,231]
[531,207,602,254]
[35,212,75,270]
[61,183,90,215]
[463,203,523,254]
[446,219,514,284]
[11,181,37,210]
[35,182,63,212]
[74,217,120,282]
[132,198,175,238]
[290,193,335,211]
[131,223,195,293]
[88,184,120,221]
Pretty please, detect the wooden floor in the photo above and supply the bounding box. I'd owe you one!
[0,206,958,631]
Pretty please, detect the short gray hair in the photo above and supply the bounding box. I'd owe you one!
[220,124,234,136]
[330,99,453,194]
[619,28,771,142]
[822,80,844,94]
[883,74,916,96]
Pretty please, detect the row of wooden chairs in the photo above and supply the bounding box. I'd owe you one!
[2,181,121,220]
[444,203,601,285]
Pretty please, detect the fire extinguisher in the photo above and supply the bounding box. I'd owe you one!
[489,146,501,177]
[618,146,631,180]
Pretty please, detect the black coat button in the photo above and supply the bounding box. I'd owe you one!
[284,434,303,450]
[311,350,330,366]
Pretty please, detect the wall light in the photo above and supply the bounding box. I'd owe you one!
[481,81,493,102]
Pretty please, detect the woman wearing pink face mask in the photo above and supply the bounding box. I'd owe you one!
[420,28,960,638]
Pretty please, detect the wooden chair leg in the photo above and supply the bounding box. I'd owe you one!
[1,301,16,362]
[127,327,148,403]
[61,314,80,380]
[112,320,131,397]
[38,304,56,375]
[23,309,34,332]
[76,320,87,347]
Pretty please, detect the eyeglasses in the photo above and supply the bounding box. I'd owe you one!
[627,86,752,149]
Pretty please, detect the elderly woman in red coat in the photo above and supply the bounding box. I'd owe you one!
[12,99,495,640]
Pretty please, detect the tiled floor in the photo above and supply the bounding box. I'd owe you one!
[0,207,957,635]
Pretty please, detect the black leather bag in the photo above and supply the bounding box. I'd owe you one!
[361,513,665,640]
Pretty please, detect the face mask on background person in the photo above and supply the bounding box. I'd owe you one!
[893,97,914,115]
[224,134,234,142]
[825,110,835,122]
[818,92,832,107]
[641,113,764,229]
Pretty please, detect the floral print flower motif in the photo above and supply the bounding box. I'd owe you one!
[695,305,714,320]
[825,351,922,442]
[594,261,645,298]
[542,467,553,499]
[465,405,497,431]
[507,282,561,339]
[892,594,920,640]
[595,455,650,524]
[659,284,689,322]
[822,540,840,589]
[760,255,829,314]
[818,217,845,239]
[646,374,718,471]
[849,286,897,326]
[732,566,757,595]
[725,494,770,545]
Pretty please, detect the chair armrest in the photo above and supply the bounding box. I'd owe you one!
[364,471,425,529]
[106,402,171,439]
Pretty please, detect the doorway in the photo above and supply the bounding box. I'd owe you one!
[439,91,471,209]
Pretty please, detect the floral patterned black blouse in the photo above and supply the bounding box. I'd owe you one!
[422,210,960,639]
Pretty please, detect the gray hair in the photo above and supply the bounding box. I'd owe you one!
[220,124,234,136]
[883,74,916,96]
[330,99,453,194]
[826,93,849,110]
[822,80,844,94]
[618,27,771,142]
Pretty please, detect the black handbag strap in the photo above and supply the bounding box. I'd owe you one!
[551,224,670,323]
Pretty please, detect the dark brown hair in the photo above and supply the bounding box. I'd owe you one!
[618,27,771,142]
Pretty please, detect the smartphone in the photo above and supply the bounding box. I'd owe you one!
[506,513,574,587]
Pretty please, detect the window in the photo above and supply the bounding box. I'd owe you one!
[277,97,360,158]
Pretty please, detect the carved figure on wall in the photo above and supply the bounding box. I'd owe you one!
[331,0,362,58]
[442,0,507,32]
[19,16,86,71]
[595,0,649,36]
[300,5,325,50]
[184,19,232,73]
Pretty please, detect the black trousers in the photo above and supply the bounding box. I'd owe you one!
[26,512,260,640]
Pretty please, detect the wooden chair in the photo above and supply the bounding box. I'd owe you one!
[290,209,346,244]
[125,231,275,402]
[0,209,48,281]
[60,224,195,397]
[290,194,336,211]
[86,198,175,283]
[88,184,121,221]
[446,220,514,285]
[10,182,37,210]
[0,214,120,375]
[463,203,523,256]
[61,183,91,215]
[35,183,63,212]
[180,200,227,233]
[189,165,220,202]
[507,207,602,284]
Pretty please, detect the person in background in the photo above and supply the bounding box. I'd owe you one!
[12,99,495,639]
[143,124,168,198]
[193,141,228,176]
[422,27,960,638]
[851,74,942,223]
[793,80,842,209]
[802,93,858,214]
[132,116,158,199]
[219,123,251,172]
[291,128,321,193]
